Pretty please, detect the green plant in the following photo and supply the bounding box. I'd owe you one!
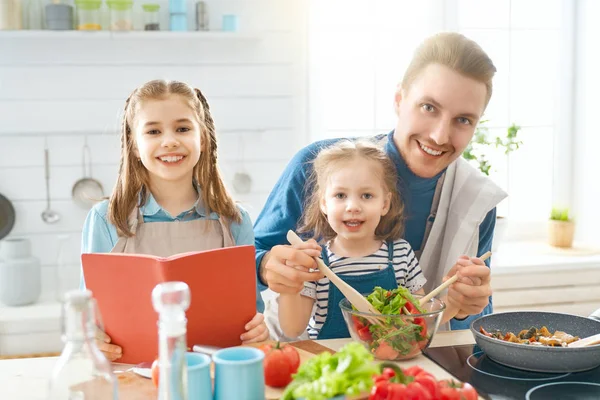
[550,207,571,222]
[462,121,522,176]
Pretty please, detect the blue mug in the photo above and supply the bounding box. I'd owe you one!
[222,14,238,32]
[213,347,265,400]
[185,352,212,399]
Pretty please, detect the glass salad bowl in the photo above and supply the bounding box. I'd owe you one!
[340,291,445,361]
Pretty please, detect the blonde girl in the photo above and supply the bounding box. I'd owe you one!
[278,140,458,340]
[81,80,268,361]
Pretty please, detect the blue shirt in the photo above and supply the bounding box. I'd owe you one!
[81,192,264,312]
[253,131,495,329]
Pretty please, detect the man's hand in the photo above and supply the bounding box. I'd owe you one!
[444,255,492,319]
[261,239,325,294]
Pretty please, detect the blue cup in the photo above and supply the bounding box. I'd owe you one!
[186,352,212,400]
[222,14,238,32]
[213,347,265,400]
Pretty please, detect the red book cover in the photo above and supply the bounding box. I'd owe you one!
[82,245,257,364]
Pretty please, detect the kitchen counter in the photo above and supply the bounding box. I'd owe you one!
[0,330,476,399]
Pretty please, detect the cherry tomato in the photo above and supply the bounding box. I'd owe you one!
[151,358,159,388]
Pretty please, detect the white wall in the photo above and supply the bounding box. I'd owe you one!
[0,0,308,300]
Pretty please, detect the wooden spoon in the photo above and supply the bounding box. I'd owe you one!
[419,251,492,306]
[286,230,383,324]
[568,333,600,348]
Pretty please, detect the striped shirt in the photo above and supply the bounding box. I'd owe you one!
[301,239,426,339]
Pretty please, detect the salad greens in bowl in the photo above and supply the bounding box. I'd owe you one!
[340,287,445,361]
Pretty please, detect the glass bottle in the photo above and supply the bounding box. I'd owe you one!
[48,289,118,400]
[152,281,190,400]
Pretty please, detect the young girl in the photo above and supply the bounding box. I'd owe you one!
[81,80,269,361]
[277,139,460,340]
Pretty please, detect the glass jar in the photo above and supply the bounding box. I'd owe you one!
[107,0,133,31]
[142,3,160,31]
[48,290,118,400]
[75,0,101,30]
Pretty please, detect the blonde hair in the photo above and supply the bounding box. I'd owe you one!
[299,139,404,243]
[108,79,241,237]
[401,32,496,108]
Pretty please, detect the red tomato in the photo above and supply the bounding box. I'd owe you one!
[357,325,373,341]
[438,380,479,400]
[352,315,366,331]
[404,301,418,314]
[372,341,399,360]
[415,317,427,337]
[151,358,159,388]
[258,342,301,388]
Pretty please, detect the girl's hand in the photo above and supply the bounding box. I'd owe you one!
[95,329,122,362]
[240,313,270,344]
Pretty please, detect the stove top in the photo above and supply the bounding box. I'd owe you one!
[424,344,600,400]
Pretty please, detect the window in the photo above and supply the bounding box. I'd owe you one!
[308,0,574,241]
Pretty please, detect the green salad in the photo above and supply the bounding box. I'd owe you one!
[281,342,378,400]
[352,286,430,360]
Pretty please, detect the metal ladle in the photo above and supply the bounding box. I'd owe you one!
[41,148,60,224]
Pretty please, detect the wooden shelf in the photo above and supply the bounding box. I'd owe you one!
[0,30,258,40]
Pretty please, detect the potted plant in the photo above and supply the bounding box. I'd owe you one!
[462,121,522,176]
[548,207,575,248]
[462,122,522,250]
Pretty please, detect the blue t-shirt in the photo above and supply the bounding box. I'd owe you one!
[253,131,495,329]
[81,191,264,312]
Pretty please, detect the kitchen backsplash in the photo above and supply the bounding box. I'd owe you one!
[0,0,308,302]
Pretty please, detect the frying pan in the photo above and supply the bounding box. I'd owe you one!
[0,193,15,240]
[72,143,104,209]
[471,311,600,373]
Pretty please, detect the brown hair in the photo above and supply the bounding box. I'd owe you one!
[401,32,496,108]
[108,79,241,237]
[299,139,404,243]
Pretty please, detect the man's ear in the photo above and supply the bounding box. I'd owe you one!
[394,86,404,116]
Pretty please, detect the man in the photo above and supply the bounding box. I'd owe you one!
[254,32,507,335]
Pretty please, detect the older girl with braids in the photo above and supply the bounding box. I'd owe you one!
[81,80,269,361]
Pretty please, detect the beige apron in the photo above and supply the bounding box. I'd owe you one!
[111,202,235,257]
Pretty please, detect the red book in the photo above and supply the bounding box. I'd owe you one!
[81,245,257,364]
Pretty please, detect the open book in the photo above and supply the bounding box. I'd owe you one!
[81,245,257,364]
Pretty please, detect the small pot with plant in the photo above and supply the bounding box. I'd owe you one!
[548,207,574,248]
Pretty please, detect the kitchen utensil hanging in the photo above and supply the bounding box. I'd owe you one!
[0,192,15,240]
[72,138,104,209]
[41,145,60,224]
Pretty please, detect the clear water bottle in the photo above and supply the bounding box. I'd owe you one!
[152,281,190,400]
[48,290,118,400]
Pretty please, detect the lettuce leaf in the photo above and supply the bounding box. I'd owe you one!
[281,342,378,400]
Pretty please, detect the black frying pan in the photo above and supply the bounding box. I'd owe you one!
[0,193,15,240]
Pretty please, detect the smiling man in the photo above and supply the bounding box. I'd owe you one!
[254,32,508,336]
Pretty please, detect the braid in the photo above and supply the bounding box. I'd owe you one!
[194,88,219,178]
[193,87,241,223]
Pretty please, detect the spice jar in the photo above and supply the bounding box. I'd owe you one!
[142,3,160,31]
[75,0,101,30]
[107,0,133,31]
